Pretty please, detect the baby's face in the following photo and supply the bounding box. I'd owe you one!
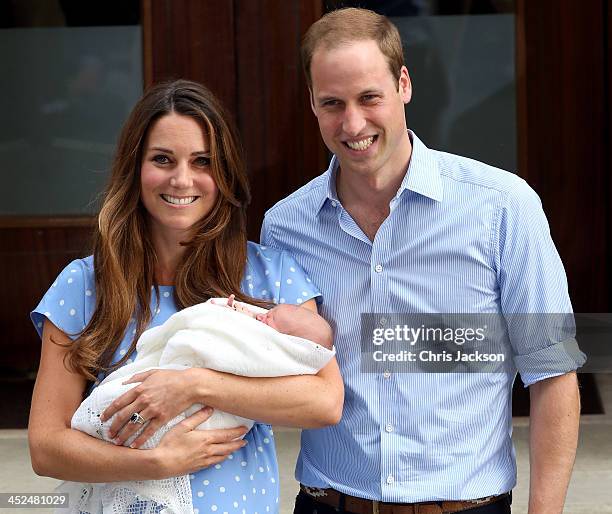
[255,307,282,331]
[256,304,297,333]
[257,304,333,349]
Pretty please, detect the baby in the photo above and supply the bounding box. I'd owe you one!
[61,298,335,514]
[219,294,333,349]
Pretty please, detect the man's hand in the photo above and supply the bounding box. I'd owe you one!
[528,372,580,514]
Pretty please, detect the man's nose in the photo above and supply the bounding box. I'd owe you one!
[342,105,366,136]
[170,161,192,188]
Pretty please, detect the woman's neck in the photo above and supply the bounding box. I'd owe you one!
[150,229,189,286]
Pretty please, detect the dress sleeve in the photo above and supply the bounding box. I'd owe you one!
[496,184,586,386]
[30,259,92,340]
[276,250,321,305]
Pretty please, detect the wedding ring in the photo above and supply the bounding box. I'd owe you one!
[129,412,146,425]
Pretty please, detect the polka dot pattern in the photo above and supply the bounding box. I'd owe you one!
[31,259,91,341]
[30,243,321,513]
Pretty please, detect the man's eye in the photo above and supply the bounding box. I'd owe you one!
[322,100,339,107]
[153,154,170,164]
[362,95,378,103]
[194,156,211,167]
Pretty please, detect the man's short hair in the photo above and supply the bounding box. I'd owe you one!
[301,7,405,89]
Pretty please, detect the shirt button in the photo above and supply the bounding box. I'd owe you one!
[383,370,391,379]
[379,317,387,326]
[374,264,383,273]
[386,475,394,484]
[331,200,337,208]
[385,423,394,433]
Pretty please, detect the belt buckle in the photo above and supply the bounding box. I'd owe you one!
[302,486,328,498]
[372,500,380,514]
[469,495,495,505]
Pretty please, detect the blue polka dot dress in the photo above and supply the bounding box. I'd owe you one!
[31,242,321,514]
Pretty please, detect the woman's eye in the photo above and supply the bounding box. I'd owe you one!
[152,154,170,164]
[194,156,211,167]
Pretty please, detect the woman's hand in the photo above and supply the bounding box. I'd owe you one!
[152,408,249,477]
[101,368,202,448]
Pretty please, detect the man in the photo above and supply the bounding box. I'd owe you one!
[261,8,584,514]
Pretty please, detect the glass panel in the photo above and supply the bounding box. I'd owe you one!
[324,1,517,172]
[0,1,142,216]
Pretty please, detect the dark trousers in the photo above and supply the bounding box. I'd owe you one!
[293,491,512,514]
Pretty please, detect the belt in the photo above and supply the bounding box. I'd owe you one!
[300,485,508,514]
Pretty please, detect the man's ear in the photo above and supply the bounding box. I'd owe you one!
[398,66,412,104]
[309,88,318,116]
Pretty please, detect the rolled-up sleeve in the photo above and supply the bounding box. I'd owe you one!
[495,182,586,386]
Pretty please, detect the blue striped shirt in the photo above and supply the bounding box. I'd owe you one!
[260,131,585,502]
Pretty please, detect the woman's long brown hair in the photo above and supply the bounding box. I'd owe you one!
[66,80,262,381]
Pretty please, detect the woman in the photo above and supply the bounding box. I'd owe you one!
[29,79,343,514]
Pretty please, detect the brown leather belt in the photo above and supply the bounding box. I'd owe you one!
[300,485,508,514]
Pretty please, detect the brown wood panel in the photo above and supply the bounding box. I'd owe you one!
[0,216,94,229]
[0,225,93,369]
[608,0,612,304]
[515,0,528,182]
[516,0,608,312]
[235,0,327,238]
[143,0,237,112]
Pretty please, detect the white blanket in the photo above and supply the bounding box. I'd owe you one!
[59,300,335,514]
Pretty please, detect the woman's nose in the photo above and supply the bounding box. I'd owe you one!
[169,161,192,188]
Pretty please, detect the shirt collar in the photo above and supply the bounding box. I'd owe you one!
[315,129,443,214]
[315,156,341,213]
[400,130,443,202]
